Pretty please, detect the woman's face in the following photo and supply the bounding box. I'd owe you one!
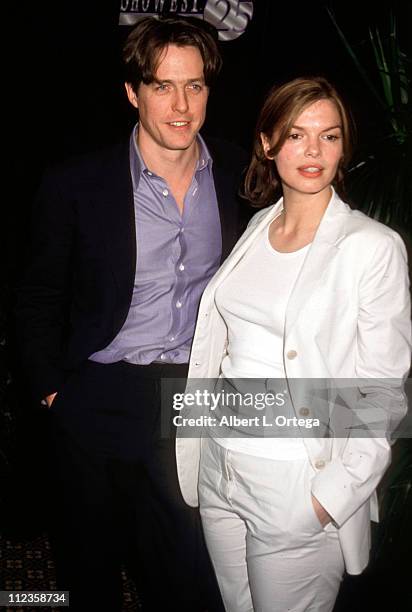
[262,99,344,198]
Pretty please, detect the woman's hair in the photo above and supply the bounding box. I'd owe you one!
[123,15,222,94]
[244,76,356,207]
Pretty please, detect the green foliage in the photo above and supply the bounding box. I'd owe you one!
[327,5,412,579]
[327,6,412,234]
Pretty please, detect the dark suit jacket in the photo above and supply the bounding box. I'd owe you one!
[16,136,248,401]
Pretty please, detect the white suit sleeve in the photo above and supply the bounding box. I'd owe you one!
[311,231,411,526]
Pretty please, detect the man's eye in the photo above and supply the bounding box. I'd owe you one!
[188,83,202,92]
[156,83,169,92]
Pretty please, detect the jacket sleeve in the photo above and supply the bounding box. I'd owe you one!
[15,168,75,401]
[311,230,411,526]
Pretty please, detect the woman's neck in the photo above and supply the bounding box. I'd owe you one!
[281,186,332,232]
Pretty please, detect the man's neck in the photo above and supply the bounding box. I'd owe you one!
[136,130,200,214]
[137,133,199,183]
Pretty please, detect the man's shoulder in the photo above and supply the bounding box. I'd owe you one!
[44,138,130,186]
[203,135,248,172]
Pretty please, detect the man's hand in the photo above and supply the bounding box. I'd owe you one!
[45,392,57,408]
[311,494,332,527]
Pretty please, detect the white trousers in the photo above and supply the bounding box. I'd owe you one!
[198,437,345,612]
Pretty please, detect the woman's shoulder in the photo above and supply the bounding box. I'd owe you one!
[335,196,406,251]
[246,203,279,228]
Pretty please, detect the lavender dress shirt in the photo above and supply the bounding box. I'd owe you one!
[90,125,222,364]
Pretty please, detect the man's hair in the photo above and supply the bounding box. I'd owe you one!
[123,16,222,93]
[244,76,356,207]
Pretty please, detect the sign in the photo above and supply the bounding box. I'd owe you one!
[119,0,254,41]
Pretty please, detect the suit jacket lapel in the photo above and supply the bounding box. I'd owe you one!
[201,202,282,304]
[206,137,248,261]
[284,191,349,337]
[211,162,234,260]
[95,140,136,302]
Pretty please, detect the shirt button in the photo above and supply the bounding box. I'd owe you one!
[147,171,153,176]
[160,353,166,361]
[169,336,175,342]
[180,228,184,233]
[315,460,326,469]
[176,300,182,309]
[179,263,185,271]
[286,350,298,360]
[162,189,169,197]
[299,407,310,417]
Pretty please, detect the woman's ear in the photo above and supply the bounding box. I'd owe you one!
[260,133,273,159]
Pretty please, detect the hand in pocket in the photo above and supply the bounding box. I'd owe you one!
[311,494,332,527]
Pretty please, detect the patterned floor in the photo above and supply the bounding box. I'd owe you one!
[0,533,141,611]
[1,531,411,612]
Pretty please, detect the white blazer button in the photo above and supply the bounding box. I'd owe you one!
[315,460,326,469]
[286,350,298,360]
[299,407,310,416]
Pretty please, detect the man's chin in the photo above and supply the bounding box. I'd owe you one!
[164,138,198,152]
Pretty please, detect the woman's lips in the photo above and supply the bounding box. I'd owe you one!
[297,165,323,178]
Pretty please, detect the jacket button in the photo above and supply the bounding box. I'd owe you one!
[299,407,310,416]
[315,459,326,469]
[286,350,297,360]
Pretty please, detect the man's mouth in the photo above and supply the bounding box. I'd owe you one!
[168,121,190,127]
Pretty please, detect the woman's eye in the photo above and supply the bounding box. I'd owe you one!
[323,134,340,141]
[288,133,302,140]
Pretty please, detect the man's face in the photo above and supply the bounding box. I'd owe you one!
[125,44,209,156]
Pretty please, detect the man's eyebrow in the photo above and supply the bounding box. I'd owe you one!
[153,76,205,84]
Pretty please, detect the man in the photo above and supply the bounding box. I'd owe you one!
[17,16,246,612]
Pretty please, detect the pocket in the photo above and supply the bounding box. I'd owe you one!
[305,468,326,533]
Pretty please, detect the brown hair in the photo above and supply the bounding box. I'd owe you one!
[123,15,222,94]
[244,76,356,207]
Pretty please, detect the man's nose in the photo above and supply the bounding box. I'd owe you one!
[172,88,189,114]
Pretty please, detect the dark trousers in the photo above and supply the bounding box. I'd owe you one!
[47,360,223,612]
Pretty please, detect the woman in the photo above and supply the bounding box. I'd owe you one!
[175,77,411,611]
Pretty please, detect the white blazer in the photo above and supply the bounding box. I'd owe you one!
[176,190,411,574]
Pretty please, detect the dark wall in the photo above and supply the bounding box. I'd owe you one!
[8,1,407,187]
[2,4,411,599]
[5,0,409,337]
[5,0,410,303]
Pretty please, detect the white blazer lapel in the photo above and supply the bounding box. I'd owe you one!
[285,191,349,337]
[201,201,283,303]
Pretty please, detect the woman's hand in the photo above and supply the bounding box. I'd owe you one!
[311,494,332,527]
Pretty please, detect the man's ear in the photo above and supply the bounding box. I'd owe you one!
[125,83,138,109]
[260,132,273,159]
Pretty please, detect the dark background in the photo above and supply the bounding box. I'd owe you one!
[6,0,410,269]
[2,0,411,609]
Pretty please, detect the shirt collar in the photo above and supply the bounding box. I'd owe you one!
[129,123,213,189]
